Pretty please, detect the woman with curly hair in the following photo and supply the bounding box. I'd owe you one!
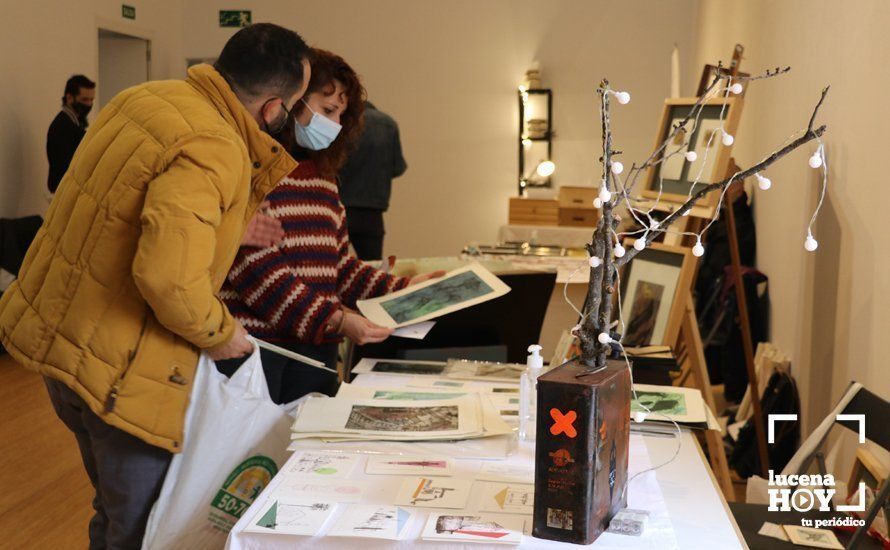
[218,49,441,402]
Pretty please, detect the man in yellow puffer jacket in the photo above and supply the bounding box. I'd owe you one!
[0,23,310,548]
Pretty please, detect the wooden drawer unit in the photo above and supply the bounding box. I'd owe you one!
[558,207,599,227]
[558,185,598,210]
[509,197,559,226]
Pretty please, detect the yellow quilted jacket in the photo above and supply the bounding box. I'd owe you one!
[0,64,296,452]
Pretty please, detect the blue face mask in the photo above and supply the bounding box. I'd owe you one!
[294,100,342,150]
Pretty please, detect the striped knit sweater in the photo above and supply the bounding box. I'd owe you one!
[220,159,409,344]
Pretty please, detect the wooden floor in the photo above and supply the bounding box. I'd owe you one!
[0,353,91,548]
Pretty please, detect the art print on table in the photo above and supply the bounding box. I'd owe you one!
[345,405,459,432]
[272,478,368,503]
[286,452,359,479]
[365,455,453,476]
[421,513,526,544]
[782,525,844,549]
[477,482,535,514]
[395,477,473,509]
[351,358,447,376]
[446,359,524,382]
[245,499,335,536]
[371,390,466,401]
[476,463,535,484]
[327,504,413,540]
[631,390,687,416]
[629,384,707,424]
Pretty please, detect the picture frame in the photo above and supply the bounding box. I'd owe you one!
[642,97,743,215]
[616,241,697,347]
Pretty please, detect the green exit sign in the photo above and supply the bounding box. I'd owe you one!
[121,4,135,19]
[219,10,251,28]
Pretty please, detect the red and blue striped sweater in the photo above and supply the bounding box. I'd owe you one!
[220,159,409,344]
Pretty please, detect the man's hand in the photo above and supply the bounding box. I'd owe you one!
[241,202,284,248]
[339,311,393,345]
[206,320,253,361]
[408,270,446,286]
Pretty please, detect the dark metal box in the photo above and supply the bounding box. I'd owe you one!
[532,359,631,544]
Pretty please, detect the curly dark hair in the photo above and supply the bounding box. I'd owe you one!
[282,49,366,180]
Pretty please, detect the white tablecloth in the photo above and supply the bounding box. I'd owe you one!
[226,374,745,550]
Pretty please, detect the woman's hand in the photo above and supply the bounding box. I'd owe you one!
[241,202,284,247]
[408,270,446,287]
[339,311,393,345]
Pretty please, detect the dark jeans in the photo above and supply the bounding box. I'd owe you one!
[44,377,172,550]
[345,207,385,261]
[215,342,339,404]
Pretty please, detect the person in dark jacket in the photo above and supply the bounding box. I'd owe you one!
[46,75,96,193]
[337,101,407,260]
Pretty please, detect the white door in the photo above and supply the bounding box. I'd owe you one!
[97,29,150,108]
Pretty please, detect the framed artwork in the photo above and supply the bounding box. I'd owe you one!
[617,241,697,347]
[642,97,743,214]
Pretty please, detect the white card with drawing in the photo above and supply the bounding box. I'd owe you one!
[421,513,526,545]
[327,504,414,540]
[366,455,453,476]
[244,499,336,536]
[476,463,535,484]
[395,477,473,509]
[271,478,368,503]
[477,482,534,514]
[287,451,360,479]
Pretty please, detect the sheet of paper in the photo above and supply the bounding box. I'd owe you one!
[352,358,449,377]
[337,382,467,402]
[271,478,368,503]
[757,521,789,541]
[446,359,524,383]
[366,455,453,476]
[292,395,482,438]
[392,320,436,339]
[408,379,467,389]
[476,463,535,484]
[782,525,844,549]
[421,513,526,544]
[394,477,473,509]
[476,482,534,515]
[327,504,414,540]
[244,499,336,536]
[357,263,511,328]
[286,451,360,479]
[631,383,708,424]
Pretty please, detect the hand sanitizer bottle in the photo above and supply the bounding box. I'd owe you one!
[519,344,544,441]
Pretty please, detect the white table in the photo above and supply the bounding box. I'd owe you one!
[227,374,745,549]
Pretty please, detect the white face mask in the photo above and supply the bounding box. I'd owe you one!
[294,99,342,150]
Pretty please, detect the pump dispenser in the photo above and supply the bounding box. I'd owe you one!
[519,344,544,440]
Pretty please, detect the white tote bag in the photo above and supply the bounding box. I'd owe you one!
[143,339,295,550]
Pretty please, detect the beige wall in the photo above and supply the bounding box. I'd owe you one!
[694,1,889,463]
[0,0,183,218]
[181,0,700,259]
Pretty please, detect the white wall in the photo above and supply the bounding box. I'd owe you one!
[694,1,890,466]
[181,0,701,258]
[0,0,183,218]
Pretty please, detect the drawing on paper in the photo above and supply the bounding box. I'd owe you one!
[435,515,510,539]
[370,361,447,375]
[379,270,494,324]
[630,390,687,416]
[345,405,459,432]
[372,390,465,401]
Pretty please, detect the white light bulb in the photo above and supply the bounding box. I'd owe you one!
[593,197,603,209]
[682,209,691,217]
[598,186,612,203]
[610,161,624,175]
[598,332,612,345]
[692,239,705,257]
[649,219,660,230]
[756,173,772,191]
[588,256,602,268]
[730,83,744,95]
[522,138,532,149]
[615,91,631,105]
[633,239,646,251]
[633,411,647,423]
[614,243,626,258]
[685,151,698,162]
[804,234,818,252]
[808,153,823,169]
[722,132,734,146]
[536,160,556,177]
